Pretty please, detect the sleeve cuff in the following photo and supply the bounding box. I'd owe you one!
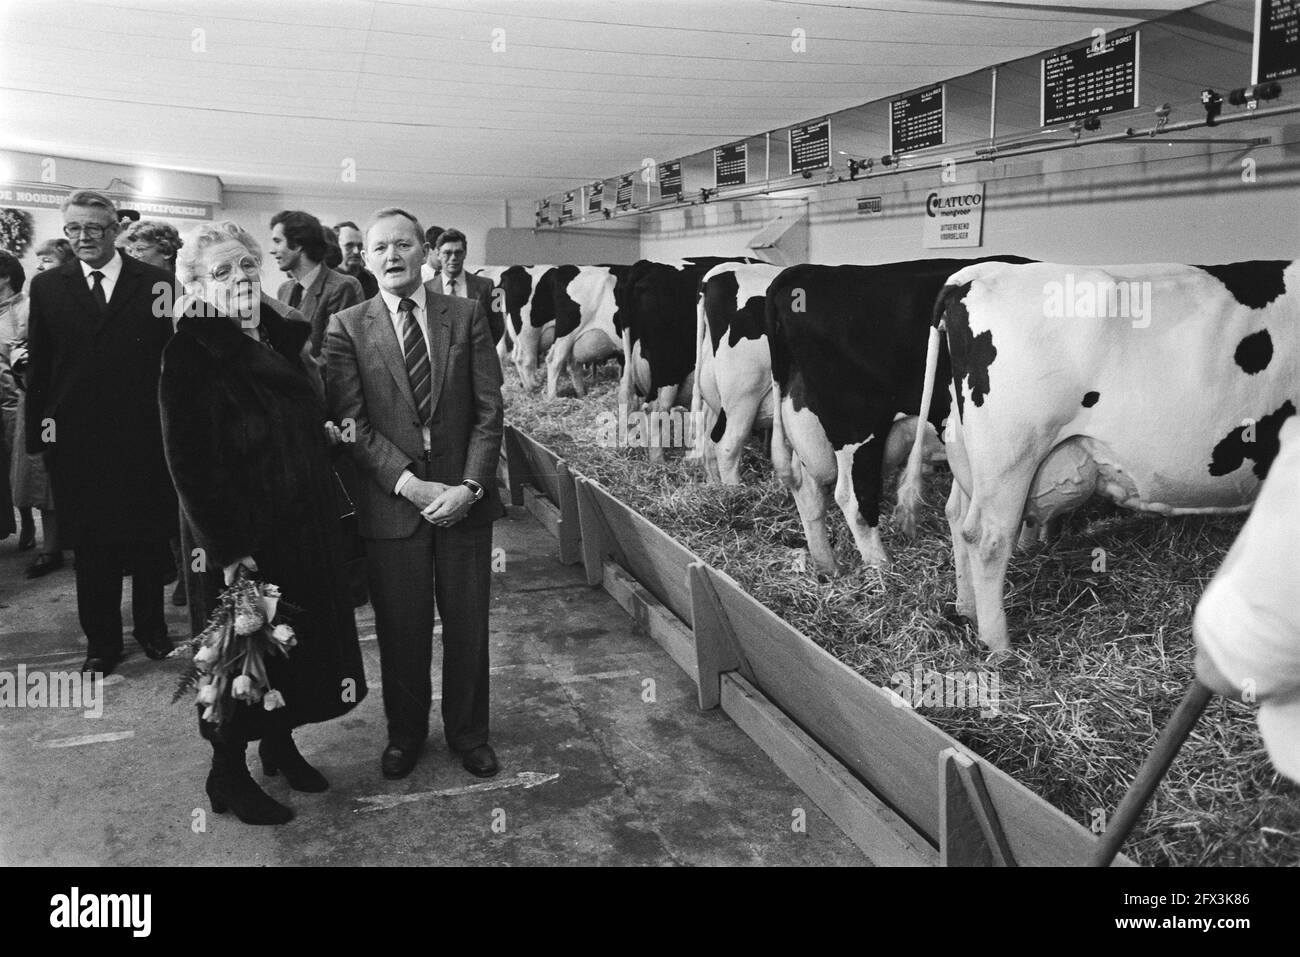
[394,469,415,496]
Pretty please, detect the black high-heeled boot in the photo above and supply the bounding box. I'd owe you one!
[259,731,329,792]
[207,736,295,825]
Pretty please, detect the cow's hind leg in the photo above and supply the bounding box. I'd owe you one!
[716,396,758,485]
[791,451,836,575]
[833,419,891,568]
[961,473,1035,653]
[945,480,976,622]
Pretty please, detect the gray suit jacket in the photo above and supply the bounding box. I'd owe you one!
[278,267,364,360]
[324,284,504,539]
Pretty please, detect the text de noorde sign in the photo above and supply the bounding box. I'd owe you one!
[923,185,984,249]
[789,118,831,174]
[587,181,604,215]
[658,161,682,199]
[1040,29,1140,126]
[0,184,213,220]
[1254,0,1300,83]
[560,192,574,222]
[890,85,945,154]
[616,175,634,209]
[714,142,748,188]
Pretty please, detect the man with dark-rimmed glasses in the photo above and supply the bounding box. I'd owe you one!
[24,190,178,676]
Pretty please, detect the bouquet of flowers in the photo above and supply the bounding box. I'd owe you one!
[172,568,301,726]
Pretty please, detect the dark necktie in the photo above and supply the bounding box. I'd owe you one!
[288,282,304,309]
[397,297,431,423]
[90,271,107,312]
[446,278,457,298]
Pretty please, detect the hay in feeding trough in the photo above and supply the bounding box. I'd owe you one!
[503,363,1300,867]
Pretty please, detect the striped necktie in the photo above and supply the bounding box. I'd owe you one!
[397,297,431,422]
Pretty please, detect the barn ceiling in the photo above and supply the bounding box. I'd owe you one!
[0,0,1215,201]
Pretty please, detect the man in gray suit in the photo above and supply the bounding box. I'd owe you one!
[270,210,363,364]
[325,208,504,780]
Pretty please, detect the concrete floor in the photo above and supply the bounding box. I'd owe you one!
[0,506,869,866]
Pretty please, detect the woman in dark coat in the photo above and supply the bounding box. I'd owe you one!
[159,221,367,825]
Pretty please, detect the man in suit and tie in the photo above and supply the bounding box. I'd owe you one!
[25,190,177,674]
[269,210,363,364]
[325,208,504,780]
[333,221,379,299]
[433,228,504,349]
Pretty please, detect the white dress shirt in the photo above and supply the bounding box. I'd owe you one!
[293,263,322,296]
[81,250,123,302]
[420,262,438,284]
[442,272,467,298]
[378,285,432,495]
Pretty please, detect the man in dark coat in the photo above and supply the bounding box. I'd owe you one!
[25,190,177,674]
[326,207,504,782]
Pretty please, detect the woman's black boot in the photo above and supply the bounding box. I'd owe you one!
[207,735,294,825]
[259,730,329,792]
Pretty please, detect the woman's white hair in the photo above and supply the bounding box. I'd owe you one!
[175,220,263,285]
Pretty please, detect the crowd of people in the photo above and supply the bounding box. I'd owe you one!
[1,191,503,826]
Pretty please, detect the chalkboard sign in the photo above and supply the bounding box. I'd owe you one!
[1041,30,1140,126]
[790,118,831,174]
[560,192,574,223]
[616,175,633,210]
[659,161,682,199]
[1253,0,1300,83]
[890,85,945,154]
[714,142,748,188]
[587,181,604,215]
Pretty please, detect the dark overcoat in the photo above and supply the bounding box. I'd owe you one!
[159,295,367,737]
[25,254,178,547]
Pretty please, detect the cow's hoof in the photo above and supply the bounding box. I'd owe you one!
[941,603,974,626]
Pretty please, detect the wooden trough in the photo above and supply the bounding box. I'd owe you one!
[503,424,1133,867]
[503,424,581,565]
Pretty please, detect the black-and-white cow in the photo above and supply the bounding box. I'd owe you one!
[768,257,1031,574]
[897,259,1299,651]
[692,262,783,483]
[496,264,557,391]
[614,256,760,463]
[529,264,627,399]
[473,266,513,372]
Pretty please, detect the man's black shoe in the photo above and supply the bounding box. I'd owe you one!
[139,636,173,661]
[81,655,118,676]
[457,744,499,778]
[381,743,420,780]
[25,552,63,579]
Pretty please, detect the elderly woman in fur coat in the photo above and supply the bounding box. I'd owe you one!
[160,221,367,826]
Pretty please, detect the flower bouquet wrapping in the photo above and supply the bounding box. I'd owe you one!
[173,568,302,725]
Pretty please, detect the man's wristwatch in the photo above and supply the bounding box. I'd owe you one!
[461,479,485,502]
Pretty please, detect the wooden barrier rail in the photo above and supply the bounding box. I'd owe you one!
[504,424,1132,866]
[503,425,581,564]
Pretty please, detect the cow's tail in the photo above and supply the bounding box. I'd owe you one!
[689,288,707,456]
[895,288,951,538]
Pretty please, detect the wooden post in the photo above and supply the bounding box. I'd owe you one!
[688,562,746,710]
[503,425,527,507]
[556,459,582,565]
[939,749,1017,866]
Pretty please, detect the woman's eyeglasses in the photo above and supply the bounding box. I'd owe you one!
[206,256,261,282]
